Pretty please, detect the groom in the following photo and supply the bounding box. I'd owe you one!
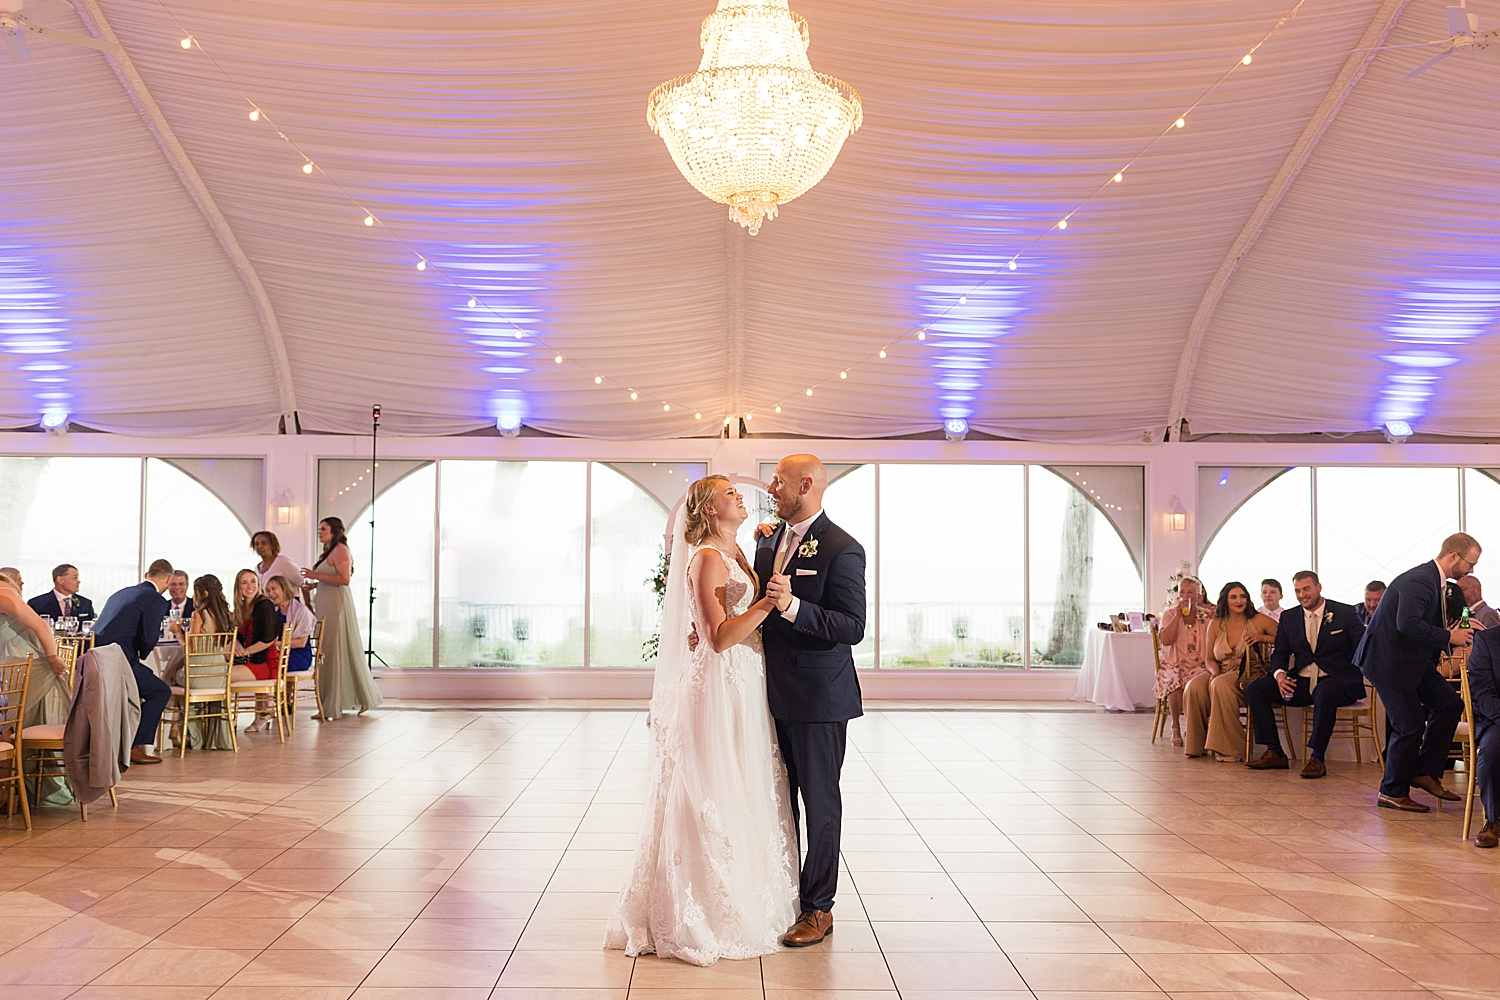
[758,454,866,947]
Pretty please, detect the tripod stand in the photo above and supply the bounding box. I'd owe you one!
[365,404,388,670]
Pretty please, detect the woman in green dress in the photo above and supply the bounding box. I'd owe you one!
[300,518,382,720]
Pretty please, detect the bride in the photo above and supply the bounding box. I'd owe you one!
[604,475,799,966]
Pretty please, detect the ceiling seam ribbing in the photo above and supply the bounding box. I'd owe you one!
[1166,0,1411,430]
[75,0,300,428]
[725,217,746,421]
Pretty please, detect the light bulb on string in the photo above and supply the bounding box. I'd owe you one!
[1007,260,1017,270]
[917,331,926,341]
[416,259,426,271]
[364,215,375,227]
[1058,219,1068,230]
[694,412,702,420]
[180,37,193,49]
[467,297,476,308]
[593,375,603,384]
[878,349,887,358]
[774,405,782,413]
[959,295,967,305]
[554,355,563,364]
[1242,54,1253,65]
[630,391,638,400]
[662,404,670,412]
[805,388,813,396]
[248,109,260,122]
[302,162,313,175]
[839,371,847,379]
[1175,117,1186,128]
[1113,172,1123,183]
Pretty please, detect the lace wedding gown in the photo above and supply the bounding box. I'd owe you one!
[605,546,799,966]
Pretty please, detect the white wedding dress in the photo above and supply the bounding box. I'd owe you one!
[605,533,799,966]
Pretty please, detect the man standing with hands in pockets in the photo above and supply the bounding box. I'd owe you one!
[757,455,866,947]
[1356,533,1482,812]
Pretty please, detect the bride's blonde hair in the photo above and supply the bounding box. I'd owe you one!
[683,474,732,545]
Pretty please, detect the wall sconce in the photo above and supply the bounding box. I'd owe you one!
[1168,495,1188,533]
[275,487,295,525]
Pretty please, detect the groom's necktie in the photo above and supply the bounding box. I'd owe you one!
[774,526,798,576]
[1304,607,1320,691]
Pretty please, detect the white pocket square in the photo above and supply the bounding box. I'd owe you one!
[1331,629,1343,634]
[795,568,817,576]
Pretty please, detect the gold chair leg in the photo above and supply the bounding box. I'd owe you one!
[1465,751,1477,839]
[109,787,118,808]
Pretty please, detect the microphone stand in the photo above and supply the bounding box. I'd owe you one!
[365,404,389,670]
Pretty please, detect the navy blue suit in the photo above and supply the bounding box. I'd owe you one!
[27,591,96,621]
[1467,628,1500,823]
[1355,561,1463,798]
[93,581,171,749]
[754,511,865,914]
[1246,600,1366,758]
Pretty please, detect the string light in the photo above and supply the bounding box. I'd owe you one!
[467,296,476,308]
[301,161,313,174]
[364,214,375,227]
[630,391,639,400]
[248,109,260,122]
[179,36,192,49]
[694,412,702,419]
[662,403,671,412]
[744,0,1305,421]
[415,259,426,271]
[554,354,563,364]
[593,375,603,384]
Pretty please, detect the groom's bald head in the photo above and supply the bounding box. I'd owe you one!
[770,454,827,522]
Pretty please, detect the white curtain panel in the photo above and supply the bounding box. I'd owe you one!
[2,1,1497,440]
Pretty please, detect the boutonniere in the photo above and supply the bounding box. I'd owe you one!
[797,538,819,559]
[1324,612,1334,623]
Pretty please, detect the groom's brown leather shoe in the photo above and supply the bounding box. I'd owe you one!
[1413,774,1462,801]
[782,910,833,947]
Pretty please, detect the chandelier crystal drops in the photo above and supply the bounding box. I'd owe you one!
[647,0,863,235]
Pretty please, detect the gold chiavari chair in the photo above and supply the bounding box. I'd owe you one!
[0,657,32,830]
[1455,651,1482,837]
[161,632,237,757]
[1150,622,1169,743]
[1304,682,1384,768]
[231,624,291,741]
[1243,640,1296,762]
[21,643,116,821]
[286,618,323,728]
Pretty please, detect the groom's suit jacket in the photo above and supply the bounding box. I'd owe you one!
[755,511,865,724]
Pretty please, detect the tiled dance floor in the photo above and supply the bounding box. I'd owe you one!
[3,705,1500,1000]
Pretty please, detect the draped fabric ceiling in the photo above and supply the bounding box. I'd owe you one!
[2,0,1498,440]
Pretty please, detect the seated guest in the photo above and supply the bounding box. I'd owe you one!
[1357,580,1386,626]
[92,559,174,765]
[1468,624,1500,847]
[27,563,95,622]
[1184,582,1277,760]
[252,531,302,591]
[168,575,252,681]
[1152,576,1214,747]
[1460,576,1500,630]
[166,570,194,626]
[265,575,315,674]
[1355,534,1479,811]
[1257,579,1285,622]
[1246,570,1367,778]
[232,569,282,733]
[0,568,70,725]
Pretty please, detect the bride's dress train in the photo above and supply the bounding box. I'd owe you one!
[605,546,799,966]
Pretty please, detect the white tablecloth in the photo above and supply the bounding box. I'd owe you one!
[145,642,183,680]
[1072,630,1157,712]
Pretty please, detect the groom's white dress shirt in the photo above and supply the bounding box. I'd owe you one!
[775,510,821,623]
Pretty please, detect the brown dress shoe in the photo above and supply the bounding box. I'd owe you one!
[782,910,833,947]
[1413,775,1462,801]
[129,747,163,765]
[1246,749,1289,770]
[1299,756,1326,779]
[1475,821,1500,849]
[1377,793,1430,813]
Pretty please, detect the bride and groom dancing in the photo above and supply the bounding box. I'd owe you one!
[604,454,867,967]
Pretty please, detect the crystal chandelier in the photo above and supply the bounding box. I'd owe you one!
[647,0,863,235]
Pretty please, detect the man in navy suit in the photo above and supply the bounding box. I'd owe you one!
[1467,625,1500,847]
[1355,532,1480,812]
[27,563,96,622]
[755,454,865,948]
[1245,571,1366,778]
[92,559,175,765]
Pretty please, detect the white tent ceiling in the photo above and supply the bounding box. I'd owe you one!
[1,0,1497,441]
